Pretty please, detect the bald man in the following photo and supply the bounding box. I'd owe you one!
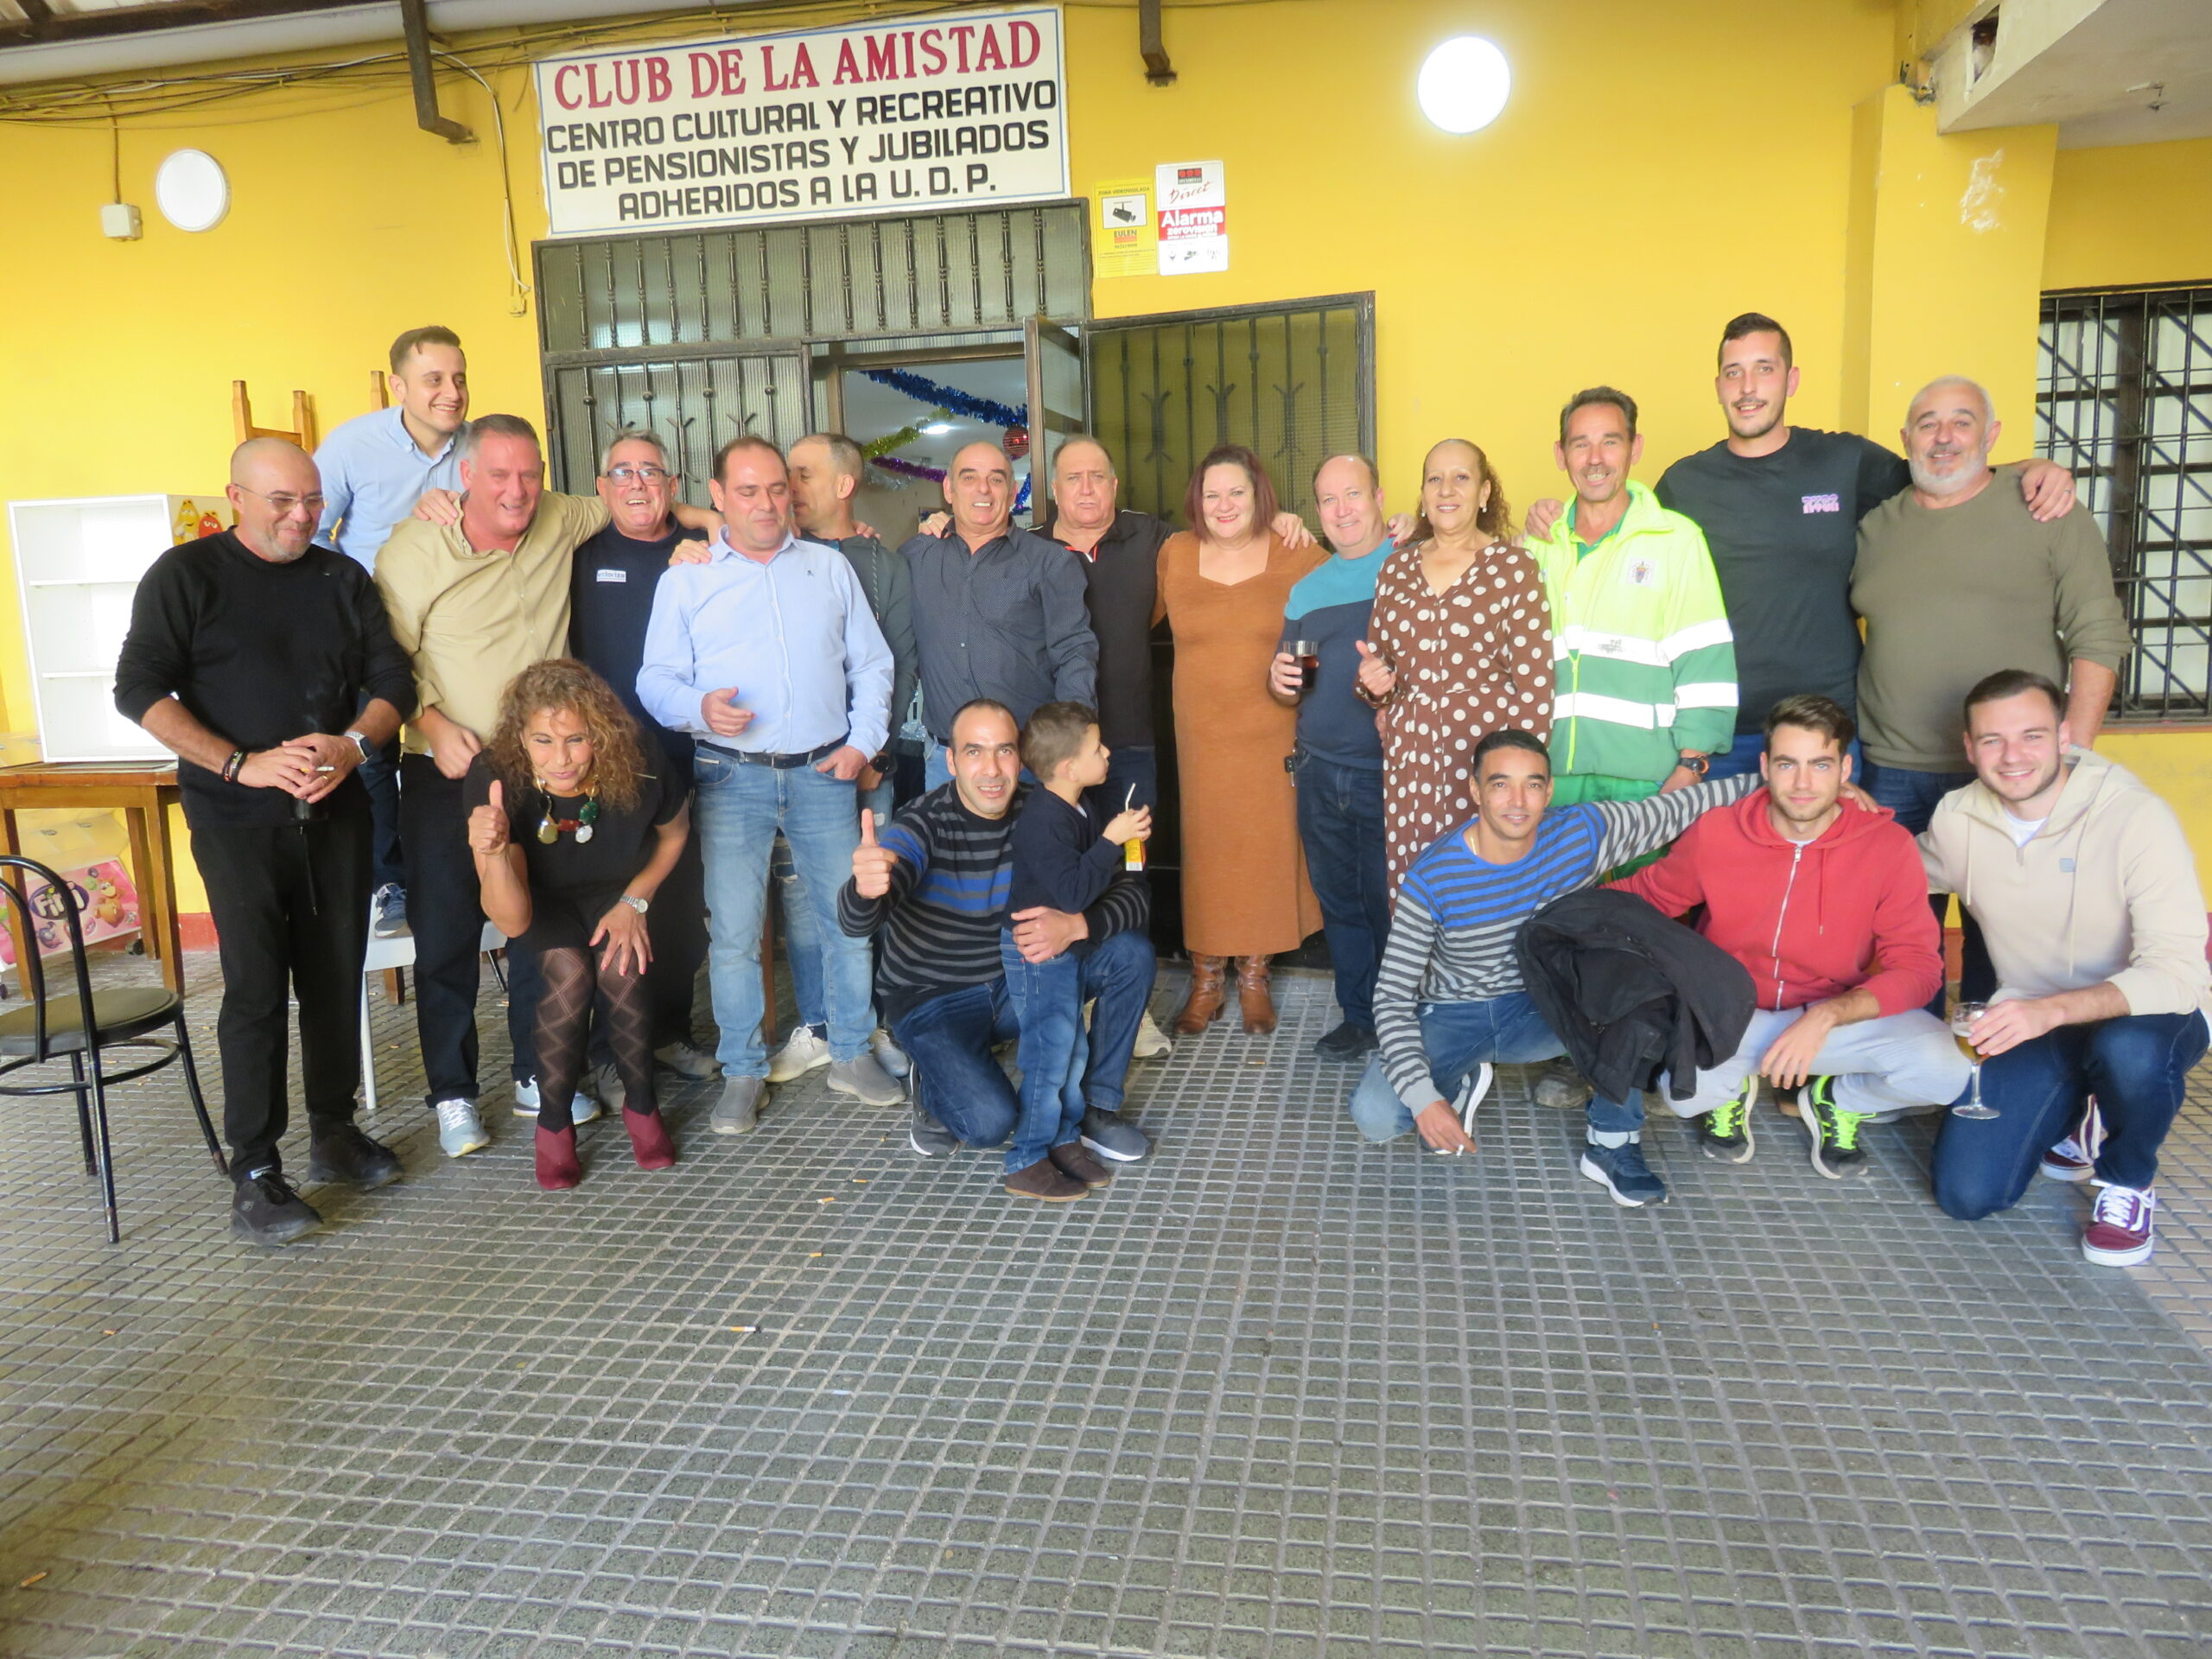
[899,441,1096,790]
[116,438,416,1244]
[1851,376,2132,1009]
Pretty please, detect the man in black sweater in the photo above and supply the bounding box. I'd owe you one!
[115,438,416,1244]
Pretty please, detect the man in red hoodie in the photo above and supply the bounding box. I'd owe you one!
[1610,694,1971,1176]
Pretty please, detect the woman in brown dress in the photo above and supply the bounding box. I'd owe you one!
[1154,445,1325,1034]
[1357,438,1554,890]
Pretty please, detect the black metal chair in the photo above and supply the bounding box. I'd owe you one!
[0,855,224,1243]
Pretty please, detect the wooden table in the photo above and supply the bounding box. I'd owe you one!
[0,761,185,995]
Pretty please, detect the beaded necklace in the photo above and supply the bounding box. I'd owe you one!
[535,774,601,844]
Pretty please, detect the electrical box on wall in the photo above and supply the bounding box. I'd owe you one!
[99,203,142,241]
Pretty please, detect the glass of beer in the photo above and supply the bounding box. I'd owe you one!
[1292,639,1320,693]
[1950,1001,1999,1119]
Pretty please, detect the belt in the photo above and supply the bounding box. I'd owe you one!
[696,735,846,770]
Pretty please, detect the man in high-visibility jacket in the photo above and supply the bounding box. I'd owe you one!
[1528,386,1739,807]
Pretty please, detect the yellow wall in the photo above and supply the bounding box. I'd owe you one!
[1840,84,2054,442]
[2044,136,2212,291]
[1068,0,1896,515]
[2,0,2206,911]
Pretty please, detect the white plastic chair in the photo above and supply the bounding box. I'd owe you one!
[359,921,506,1113]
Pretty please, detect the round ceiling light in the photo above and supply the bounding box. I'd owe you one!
[1417,36,1511,134]
[154,149,230,232]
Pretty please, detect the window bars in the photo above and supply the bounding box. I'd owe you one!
[2038,285,2212,720]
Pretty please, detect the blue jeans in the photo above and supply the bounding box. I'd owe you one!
[1859,759,1991,1011]
[359,731,405,893]
[1706,729,1861,782]
[1294,751,1390,1031]
[1349,993,1642,1141]
[893,928,1156,1147]
[998,932,1088,1173]
[1932,1010,2209,1219]
[777,769,897,1032]
[694,753,877,1077]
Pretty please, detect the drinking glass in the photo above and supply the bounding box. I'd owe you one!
[1950,1001,1999,1120]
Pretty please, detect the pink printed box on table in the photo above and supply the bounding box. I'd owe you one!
[0,860,141,966]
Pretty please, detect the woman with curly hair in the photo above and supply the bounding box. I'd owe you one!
[1357,439,1554,890]
[465,659,690,1190]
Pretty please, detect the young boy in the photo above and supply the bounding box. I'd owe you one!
[999,702,1151,1201]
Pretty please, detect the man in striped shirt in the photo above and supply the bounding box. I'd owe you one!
[839,699,1157,1161]
[1351,728,1756,1207]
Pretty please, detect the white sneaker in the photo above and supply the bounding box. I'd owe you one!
[767,1026,832,1083]
[870,1027,912,1078]
[435,1098,490,1157]
[512,1077,599,1123]
[1133,1012,1173,1059]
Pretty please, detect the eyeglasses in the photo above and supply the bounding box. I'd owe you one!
[604,465,671,484]
[236,486,327,517]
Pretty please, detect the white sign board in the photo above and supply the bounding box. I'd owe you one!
[534,7,1068,238]
[1155,158,1228,274]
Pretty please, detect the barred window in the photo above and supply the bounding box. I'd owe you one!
[2037,285,2212,720]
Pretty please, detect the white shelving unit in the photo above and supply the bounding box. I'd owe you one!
[8,493,230,764]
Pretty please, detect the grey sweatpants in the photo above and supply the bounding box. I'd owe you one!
[1665,1006,1971,1117]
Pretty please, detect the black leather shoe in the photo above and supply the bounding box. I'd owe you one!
[232,1166,322,1244]
[1315,1021,1379,1061]
[305,1122,404,1191]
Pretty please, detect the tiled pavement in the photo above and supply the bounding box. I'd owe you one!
[2,954,2210,1659]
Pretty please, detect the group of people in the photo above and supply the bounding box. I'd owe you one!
[112,313,2205,1270]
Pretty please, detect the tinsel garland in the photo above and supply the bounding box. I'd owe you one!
[861,367,1027,429]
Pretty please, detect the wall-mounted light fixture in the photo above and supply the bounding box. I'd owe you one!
[154,149,229,232]
[1417,36,1511,134]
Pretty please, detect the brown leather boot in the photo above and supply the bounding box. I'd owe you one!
[1236,956,1277,1035]
[1173,954,1228,1033]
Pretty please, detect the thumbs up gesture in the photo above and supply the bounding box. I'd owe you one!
[1354,638,1395,701]
[852,806,899,899]
[467,779,511,856]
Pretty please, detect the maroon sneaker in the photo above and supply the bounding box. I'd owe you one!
[2039,1096,2104,1183]
[2082,1185,2155,1267]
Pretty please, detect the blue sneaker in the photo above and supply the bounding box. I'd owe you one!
[1580,1135,1668,1207]
[372,883,409,939]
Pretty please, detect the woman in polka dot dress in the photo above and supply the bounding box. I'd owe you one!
[1357,438,1554,890]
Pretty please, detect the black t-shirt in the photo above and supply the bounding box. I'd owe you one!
[1656,428,1911,732]
[569,522,693,780]
[463,753,683,904]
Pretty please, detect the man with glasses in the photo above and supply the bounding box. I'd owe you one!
[314,325,472,941]
[116,438,416,1243]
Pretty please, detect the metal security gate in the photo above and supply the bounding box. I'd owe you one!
[2038,283,2212,720]
[1086,293,1376,520]
[535,202,1090,493]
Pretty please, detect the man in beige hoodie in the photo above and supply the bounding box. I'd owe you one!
[1923,670,2210,1265]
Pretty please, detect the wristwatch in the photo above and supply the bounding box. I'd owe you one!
[620,894,650,916]
[345,730,373,763]
[1676,751,1710,778]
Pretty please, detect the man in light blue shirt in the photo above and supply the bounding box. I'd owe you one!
[312,326,470,939]
[639,435,902,1130]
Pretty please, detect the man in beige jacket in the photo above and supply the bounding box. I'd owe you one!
[1923,670,2209,1266]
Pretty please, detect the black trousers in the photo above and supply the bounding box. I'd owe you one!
[189,804,371,1173]
[398,756,528,1106]
[509,809,709,1080]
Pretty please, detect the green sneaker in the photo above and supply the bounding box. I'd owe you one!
[1696,1077,1756,1164]
[1802,1076,1869,1179]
